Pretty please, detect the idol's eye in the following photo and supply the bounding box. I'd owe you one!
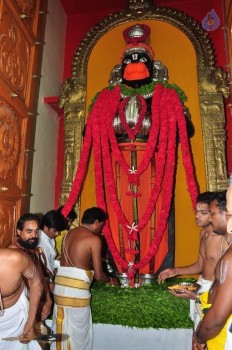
[124,59,131,64]
[140,57,147,63]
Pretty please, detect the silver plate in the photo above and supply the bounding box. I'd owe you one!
[168,282,200,294]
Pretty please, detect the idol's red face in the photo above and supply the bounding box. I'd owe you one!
[122,52,153,87]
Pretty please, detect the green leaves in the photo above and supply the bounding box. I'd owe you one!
[91,278,194,329]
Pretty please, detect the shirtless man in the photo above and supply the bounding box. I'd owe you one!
[0,248,42,349]
[158,192,228,328]
[55,206,77,258]
[194,190,232,350]
[51,207,115,350]
[8,213,52,323]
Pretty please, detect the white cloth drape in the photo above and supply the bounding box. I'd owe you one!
[38,229,57,280]
[0,289,41,350]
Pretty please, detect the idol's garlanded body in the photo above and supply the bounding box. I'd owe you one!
[0,248,42,350]
[62,23,198,282]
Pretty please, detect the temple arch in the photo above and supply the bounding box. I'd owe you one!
[59,0,229,267]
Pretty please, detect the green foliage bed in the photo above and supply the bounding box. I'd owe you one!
[91,278,194,329]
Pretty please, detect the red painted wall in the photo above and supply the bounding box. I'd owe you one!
[55,0,231,206]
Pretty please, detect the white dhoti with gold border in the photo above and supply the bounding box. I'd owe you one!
[190,275,213,330]
[51,266,93,350]
[0,289,41,350]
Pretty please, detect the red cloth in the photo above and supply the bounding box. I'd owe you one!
[105,142,168,274]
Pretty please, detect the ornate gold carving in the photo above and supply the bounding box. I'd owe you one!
[0,102,21,179]
[200,100,222,114]
[199,66,229,190]
[214,135,227,181]
[0,24,29,93]
[199,67,230,98]
[70,2,217,81]
[127,0,153,15]
[200,91,227,190]
[59,77,86,120]
[60,0,230,203]
[64,152,74,182]
[59,76,86,206]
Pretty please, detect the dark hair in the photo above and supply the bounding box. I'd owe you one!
[17,213,40,231]
[57,206,77,222]
[197,191,215,205]
[40,210,67,231]
[67,209,77,221]
[210,191,227,211]
[81,207,108,224]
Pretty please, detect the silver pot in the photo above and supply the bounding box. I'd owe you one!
[116,272,131,287]
[140,273,156,285]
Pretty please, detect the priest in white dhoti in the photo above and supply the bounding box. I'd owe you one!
[51,266,94,350]
[0,289,42,350]
[50,207,115,350]
[0,248,42,350]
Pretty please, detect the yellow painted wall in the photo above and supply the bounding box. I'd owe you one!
[81,20,206,267]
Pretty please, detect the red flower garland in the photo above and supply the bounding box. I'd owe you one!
[100,86,178,276]
[108,84,162,186]
[62,84,199,278]
[171,89,198,208]
[100,84,166,238]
